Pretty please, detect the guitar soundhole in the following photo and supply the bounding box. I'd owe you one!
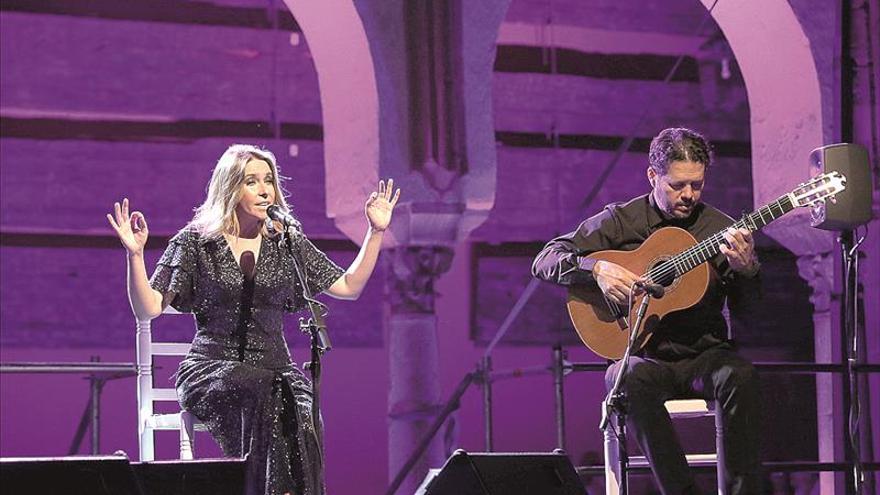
[647,257,679,290]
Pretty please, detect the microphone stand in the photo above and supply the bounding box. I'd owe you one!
[600,285,659,495]
[282,225,332,451]
[840,229,867,493]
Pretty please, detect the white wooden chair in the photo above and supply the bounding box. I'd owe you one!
[136,307,207,461]
[603,398,724,494]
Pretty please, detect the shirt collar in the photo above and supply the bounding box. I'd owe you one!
[646,193,665,228]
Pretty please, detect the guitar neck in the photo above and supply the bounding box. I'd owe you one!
[659,193,795,277]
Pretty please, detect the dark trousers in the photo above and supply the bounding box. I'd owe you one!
[605,347,762,495]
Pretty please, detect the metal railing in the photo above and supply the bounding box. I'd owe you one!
[386,345,880,494]
[0,358,137,455]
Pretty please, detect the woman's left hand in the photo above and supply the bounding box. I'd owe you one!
[365,178,401,232]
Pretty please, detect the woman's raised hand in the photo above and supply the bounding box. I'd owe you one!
[365,178,401,232]
[107,198,149,255]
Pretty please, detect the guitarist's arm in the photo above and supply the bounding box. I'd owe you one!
[531,206,624,287]
[531,235,596,286]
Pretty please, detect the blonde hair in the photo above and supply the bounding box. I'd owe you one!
[188,144,289,239]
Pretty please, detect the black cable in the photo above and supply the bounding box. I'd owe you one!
[842,226,868,493]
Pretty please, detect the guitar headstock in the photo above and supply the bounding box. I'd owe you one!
[791,171,847,208]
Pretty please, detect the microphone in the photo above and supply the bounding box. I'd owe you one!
[636,280,665,298]
[267,205,302,231]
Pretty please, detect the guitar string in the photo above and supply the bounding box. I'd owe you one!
[604,180,836,367]
[614,173,834,298]
[646,207,770,281]
[681,177,835,272]
[648,193,799,280]
[642,195,794,283]
[608,175,835,316]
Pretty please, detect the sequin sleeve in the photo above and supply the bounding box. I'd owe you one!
[284,235,345,314]
[149,228,198,312]
[298,235,345,295]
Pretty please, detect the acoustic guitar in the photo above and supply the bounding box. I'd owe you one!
[567,171,847,359]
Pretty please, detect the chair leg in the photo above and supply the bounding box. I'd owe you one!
[180,411,195,460]
[714,405,726,495]
[604,409,623,495]
[139,427,155,462]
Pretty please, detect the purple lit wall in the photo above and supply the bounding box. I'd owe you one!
[1,1,878,494]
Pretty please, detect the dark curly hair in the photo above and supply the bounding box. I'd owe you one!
[648,127,713,174]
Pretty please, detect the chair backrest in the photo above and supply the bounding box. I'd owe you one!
[135,306,193,460]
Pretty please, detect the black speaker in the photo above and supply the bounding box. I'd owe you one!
[809,143,874,230]
[0,455,142,495]
[418,450,586,495]
[132,458,246,495]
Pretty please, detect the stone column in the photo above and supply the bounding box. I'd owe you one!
[796,251,838,489]
[849,1,879,489]
[287,1,507,491]
[700,1,842,491]
[356,1,507,491]
[385,246,454,494]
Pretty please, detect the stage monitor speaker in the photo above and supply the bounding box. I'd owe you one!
[809,143,873,230]
[417,450,586,495]
[132,458,246,495]
[0,455,141,495]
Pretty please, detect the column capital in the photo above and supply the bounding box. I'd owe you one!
[795,251,835,313]
[385,246,455,314]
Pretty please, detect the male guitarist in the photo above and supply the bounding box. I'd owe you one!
[532,127,762,494]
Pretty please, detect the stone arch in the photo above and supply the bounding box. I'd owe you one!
[281,0,380,242]
[701,1,839,491]
[700,0,830,253]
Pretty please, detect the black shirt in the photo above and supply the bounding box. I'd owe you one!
[532,193,761,360]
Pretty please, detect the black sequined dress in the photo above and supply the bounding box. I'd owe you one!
[149,228,344,495]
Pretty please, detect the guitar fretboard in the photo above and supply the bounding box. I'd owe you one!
[647,193,795,282]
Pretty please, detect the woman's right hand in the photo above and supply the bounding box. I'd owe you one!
[107,198,149,256]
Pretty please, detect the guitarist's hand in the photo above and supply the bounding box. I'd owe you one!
[720,227,759,276]
[593,260,642,306]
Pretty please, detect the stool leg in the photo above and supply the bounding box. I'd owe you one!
[715,405,726,495]
[180,411,195,460]
[604,410,622,495]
